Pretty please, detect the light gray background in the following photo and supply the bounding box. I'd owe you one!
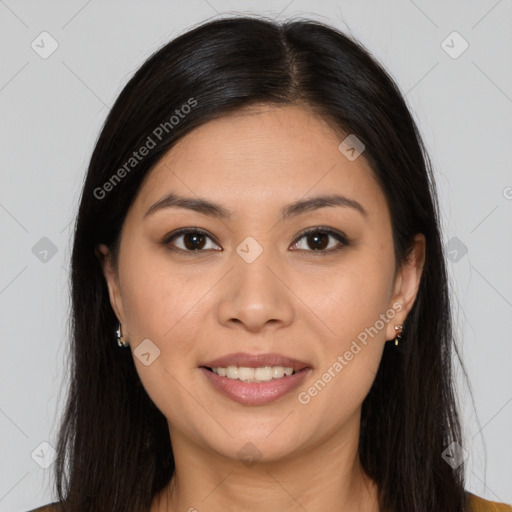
[1,1,511,510]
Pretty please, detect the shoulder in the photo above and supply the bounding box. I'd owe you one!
[26,502,62,512]
[467,492,512,512]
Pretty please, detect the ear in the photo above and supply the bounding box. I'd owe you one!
[95,243,125,324]
[385,233,426,340]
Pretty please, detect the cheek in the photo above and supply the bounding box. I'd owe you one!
[118,242,204,342]
[310,251,395,347]
[297,250,394,406]
[117,245,209,423]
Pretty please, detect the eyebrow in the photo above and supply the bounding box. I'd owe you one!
[144,191,368,221]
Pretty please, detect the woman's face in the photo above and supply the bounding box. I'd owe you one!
[99,104,424,465]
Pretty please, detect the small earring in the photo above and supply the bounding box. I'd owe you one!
[116,322,129,348]
[393,324,403,346]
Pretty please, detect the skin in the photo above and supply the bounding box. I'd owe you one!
[98,103,425,512]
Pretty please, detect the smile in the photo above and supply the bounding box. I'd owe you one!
[209,365,295,382]
[200,366,311,405]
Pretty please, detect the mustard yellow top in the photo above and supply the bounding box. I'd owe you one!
[468,492,512,512]
[28,492,512,511]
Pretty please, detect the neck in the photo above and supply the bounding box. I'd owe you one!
[151,414,379,512]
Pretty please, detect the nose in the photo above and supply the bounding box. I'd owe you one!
[216,245,295,333]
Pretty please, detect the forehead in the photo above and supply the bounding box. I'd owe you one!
[133,104,386,219]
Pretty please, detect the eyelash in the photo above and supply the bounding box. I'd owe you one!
[162,226,350,255]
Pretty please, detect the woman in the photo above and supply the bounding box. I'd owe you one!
[30,15,511,512]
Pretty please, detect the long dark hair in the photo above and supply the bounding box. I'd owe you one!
[53,15,468,512]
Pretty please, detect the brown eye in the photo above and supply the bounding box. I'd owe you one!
[292,228,349,253]
[164,228,221,252]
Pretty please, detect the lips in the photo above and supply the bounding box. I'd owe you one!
[199,366,312,405]
[200,352,312,371]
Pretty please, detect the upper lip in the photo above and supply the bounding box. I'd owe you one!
[201,352,312,371]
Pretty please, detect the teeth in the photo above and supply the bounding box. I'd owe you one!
[211,365,295,381]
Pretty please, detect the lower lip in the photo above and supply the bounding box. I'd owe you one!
[199,367,311,405]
